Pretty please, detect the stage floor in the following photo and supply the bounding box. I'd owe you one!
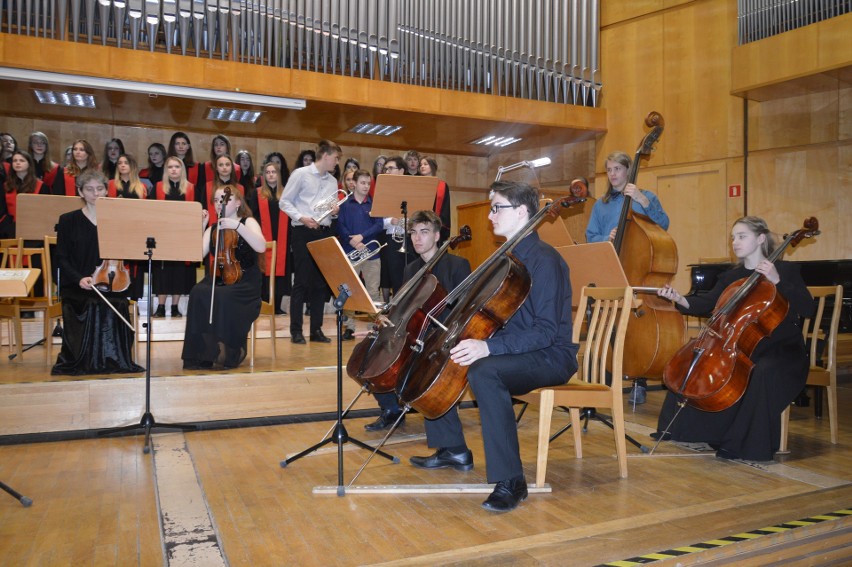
[1,315,851,565]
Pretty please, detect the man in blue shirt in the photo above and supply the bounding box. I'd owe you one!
[409,180,579,513]
[338,169,384,340]
[585,150,670,243]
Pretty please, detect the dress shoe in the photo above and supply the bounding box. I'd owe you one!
[310,329,331,343]
[274,308,286,315]
[409,448,474,472]
[341,329,355,341]
[291,331,306,344]
[482,476,528,513]
[650,430,672,441]
[364,410,405,432]
[153,305,166,318]
[170,306,182,318]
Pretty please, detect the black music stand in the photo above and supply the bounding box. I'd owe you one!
[0,268,40,506]
[280,237,397,495]
[515,242,651,453]
[95,198,203,454]
[11,195,81,358]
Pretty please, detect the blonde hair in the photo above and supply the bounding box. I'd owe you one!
[602,150,631,204]
[114,154,147,198]
[732,216,777,259]
[164,156,190,195]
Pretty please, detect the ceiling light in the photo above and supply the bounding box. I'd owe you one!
[0,67,306,110]
[33,89,96,108]
[469,135,523,147]
[207,107,263,123]
[348,123,403,136]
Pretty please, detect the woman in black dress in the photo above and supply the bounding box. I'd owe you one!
[140,143,166,190]
[152,156,197,317]
[655,216,814,461]
[52,139,97,196]
[27,132,60,187]
[255,161,289,314]
[182,184,266,370]
[51,170,144,375]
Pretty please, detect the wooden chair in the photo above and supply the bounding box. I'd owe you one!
[0,238,25,359]
[41,236,64,361]
[516,286,633,485]
[14,243,56,359]
[249,240,277,367]
[779,285,842,452]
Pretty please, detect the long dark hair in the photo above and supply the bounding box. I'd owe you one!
[4,151,38,194]
[168,132,196,166]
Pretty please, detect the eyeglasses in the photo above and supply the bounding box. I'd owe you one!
[489,204,517,214]
[81,185,107,193]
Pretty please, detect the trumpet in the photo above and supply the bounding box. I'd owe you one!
[312,189,351,223]
[347,240,387,267]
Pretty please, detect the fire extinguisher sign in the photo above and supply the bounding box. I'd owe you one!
[729,184,742,198]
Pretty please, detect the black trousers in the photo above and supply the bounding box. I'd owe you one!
[423,352,573,483]
[289,225,332,334]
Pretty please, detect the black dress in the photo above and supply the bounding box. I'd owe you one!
[181,218,262,369]
[52,209,144,375]
[152,181,197,296]
[657,261,814,461]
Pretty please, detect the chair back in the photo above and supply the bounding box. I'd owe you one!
[0,238,23,268]
[803,285,843,374]
[43,236,59,307]
[574,286,633,388]
[265,240,277,303]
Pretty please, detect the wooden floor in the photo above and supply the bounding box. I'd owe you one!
[1,318,851,566]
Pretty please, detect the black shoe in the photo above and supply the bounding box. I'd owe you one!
[309,329,331,343]
[409,448,474,472]
[153,305,166,318]
[341,329,355,341]
[171,306,182,318]
[274,308,286,315]
[482,476,528,513]
[291,331,306,344]
[364,410,404,432]
[650,431,672,441]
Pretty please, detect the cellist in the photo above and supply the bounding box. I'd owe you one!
[364,210,471,432]
[654,216,814,462]
[409,181,578,513]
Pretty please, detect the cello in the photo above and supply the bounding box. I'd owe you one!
[398,196,583,419]
[662,218,820,412]
[346,226,472,393]
[612,111,686,379]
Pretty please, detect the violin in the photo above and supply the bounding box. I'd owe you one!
[662,218,820,412]
[210,187,242,286]
[92,259,131,293]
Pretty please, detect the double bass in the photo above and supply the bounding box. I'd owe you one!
[398,196,583,419]
[346,226,472,393]
[612,111,686,379]
[662,218,820,412]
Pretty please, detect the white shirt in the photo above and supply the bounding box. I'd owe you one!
[278,164,339,227]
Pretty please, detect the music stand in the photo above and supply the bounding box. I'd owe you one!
[0,268,39,506]
[371,174,439,274]
[280,237,398,495]
[95,197,203,454]
[14,195,82,354]
[540,242,650,451]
